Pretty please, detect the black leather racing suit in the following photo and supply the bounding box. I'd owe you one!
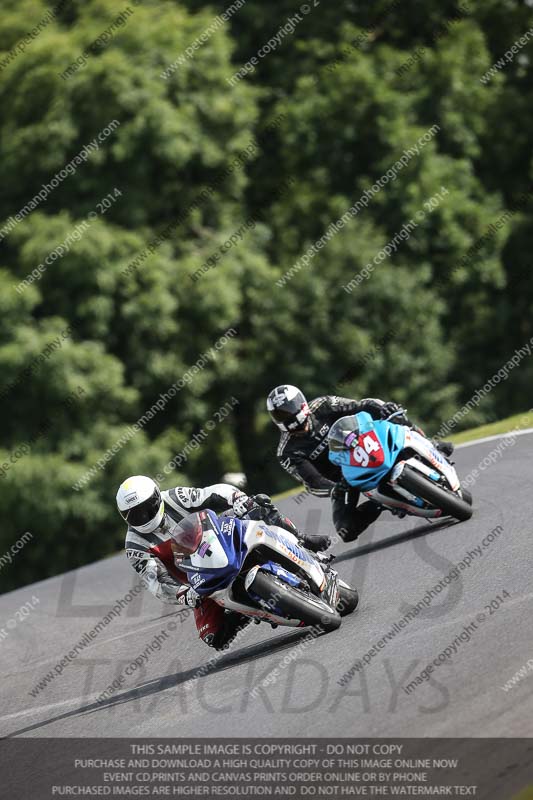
[277,395,399,542]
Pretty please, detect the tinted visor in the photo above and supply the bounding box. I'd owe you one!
[170,512,204,556]
[270,400,309,431]
[120,487,162,528]
[328,417,360,452]
[270,406,299,426]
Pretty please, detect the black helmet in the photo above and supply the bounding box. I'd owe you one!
[328,416,360,452]
[267,385,310,432]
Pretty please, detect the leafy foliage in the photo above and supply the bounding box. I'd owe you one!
[0,0,531,590]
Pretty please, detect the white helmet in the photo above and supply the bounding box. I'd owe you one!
[116,475,164,534]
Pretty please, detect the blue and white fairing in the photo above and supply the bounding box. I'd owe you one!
[181,510,324,593]
[180,510,327,626]
[180,511,249,596]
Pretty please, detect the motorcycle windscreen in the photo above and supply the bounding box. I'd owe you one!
[169,511,204,555]
[182,513,249,595]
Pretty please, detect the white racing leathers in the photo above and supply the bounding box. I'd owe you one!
[124,484,239,604]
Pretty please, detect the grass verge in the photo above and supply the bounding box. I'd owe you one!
[449,410,533,444]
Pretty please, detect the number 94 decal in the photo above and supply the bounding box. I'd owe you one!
[349,431,385,468]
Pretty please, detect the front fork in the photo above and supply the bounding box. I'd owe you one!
[322,568,340,608]
[389,459,441,505]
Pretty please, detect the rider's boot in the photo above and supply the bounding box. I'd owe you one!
[314,550,335,565]
[411,425,454,460]
[434,440,454,458]
[212,611,252,651]
[298,533,331,552]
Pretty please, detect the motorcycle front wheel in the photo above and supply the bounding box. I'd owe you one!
[398,466,473,522]
[337,582,359,617]
[250,570,342,632]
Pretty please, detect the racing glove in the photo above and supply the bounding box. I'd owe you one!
[381,401,405,419]
[176,586,201,608]
[232,490,255,517]
[381,403,427,433]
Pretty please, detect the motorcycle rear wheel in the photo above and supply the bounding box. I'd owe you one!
[251,570,341,632]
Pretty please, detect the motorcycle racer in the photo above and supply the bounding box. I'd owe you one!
[151,508,356,634]
[117,475,329,649]
[267,385,454,543]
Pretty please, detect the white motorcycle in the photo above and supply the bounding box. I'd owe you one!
[161,510,359,633]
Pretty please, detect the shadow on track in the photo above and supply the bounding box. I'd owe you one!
[4,628,320,738]
[5,519,460,738]
[333,517,458,564]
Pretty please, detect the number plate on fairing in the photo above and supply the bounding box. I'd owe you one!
[189,530,229,569]
[349,431,385,468]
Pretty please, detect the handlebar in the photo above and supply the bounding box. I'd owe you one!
[385,407,407,422]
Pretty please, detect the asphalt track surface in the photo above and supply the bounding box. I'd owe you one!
[1,432,533,740]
